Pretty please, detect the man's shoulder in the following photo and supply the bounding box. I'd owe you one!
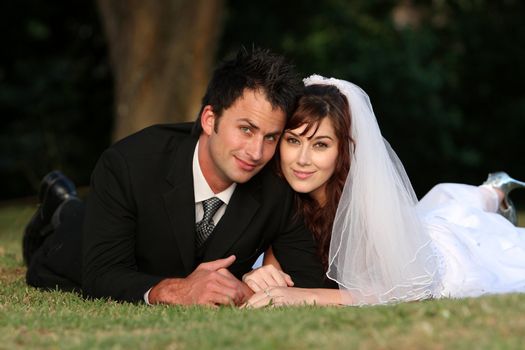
[110,123,196,157]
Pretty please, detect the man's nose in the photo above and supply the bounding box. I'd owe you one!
[246,138,264,161]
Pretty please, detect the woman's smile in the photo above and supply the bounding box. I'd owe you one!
[292,169,316,180]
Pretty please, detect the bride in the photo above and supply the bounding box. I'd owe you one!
[244,75,525,307]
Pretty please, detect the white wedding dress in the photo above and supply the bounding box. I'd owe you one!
[417,183,525,298]
[303,75,525,305]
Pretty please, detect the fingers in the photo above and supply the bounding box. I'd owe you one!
[210,292,236,307]
[216,267,236,279]
[216,268,253,303]
[244,271,270,291]
[239,281,255,302]
[214,279,246,304]
[195,263,242,292]
[244,291,271,308]
[186,258,293,307]
[280,271,294,287]
[267,268,292,287]
[216,267,241,290]
[260,265,291,286]
[212,269,255,305]
[245,278,264,292]
[198,291,234,308]
[243,265,292,293]
[200,255,236,271]
[208,279,255,306]
[209,271,241,290]
[244,289,283,308]
[195,280,239,305]
[261,268,284,287]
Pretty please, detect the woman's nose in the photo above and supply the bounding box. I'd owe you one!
[296,146,311,166]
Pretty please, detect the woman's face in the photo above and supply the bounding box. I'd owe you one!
[280,117,339,205]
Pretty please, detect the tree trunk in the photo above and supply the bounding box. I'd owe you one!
[97,0,225,141]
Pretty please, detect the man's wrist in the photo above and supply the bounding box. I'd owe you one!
[148,278,182,305]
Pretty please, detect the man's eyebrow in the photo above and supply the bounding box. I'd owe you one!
[239,118,282,136]
[238,118,259,130]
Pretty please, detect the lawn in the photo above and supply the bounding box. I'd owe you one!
[1,203,524,349]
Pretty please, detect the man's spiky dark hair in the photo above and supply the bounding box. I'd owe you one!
[192,47,303,135]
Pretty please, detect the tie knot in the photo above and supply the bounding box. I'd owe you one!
[201,197,223,222]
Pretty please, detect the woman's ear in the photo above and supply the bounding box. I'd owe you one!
[200,105,216,136]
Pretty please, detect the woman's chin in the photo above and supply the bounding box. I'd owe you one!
[289,183,313,195]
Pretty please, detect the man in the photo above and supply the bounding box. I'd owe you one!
[24,47,324,306]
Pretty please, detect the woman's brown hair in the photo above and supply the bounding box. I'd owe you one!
[279,84,354,271]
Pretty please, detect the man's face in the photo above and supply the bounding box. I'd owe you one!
[199,89,286,193]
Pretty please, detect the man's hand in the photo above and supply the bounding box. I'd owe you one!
[242,264,294,292]
[148,255,252,306]
[216,266,254,302]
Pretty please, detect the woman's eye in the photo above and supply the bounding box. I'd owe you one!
[314,142,328,148]
[286,137,299,144]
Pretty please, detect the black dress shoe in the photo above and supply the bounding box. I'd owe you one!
[39,171,78,224]
[22,171,78,266]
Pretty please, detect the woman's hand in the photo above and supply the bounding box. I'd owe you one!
[242,265,294,292]
[243,287,318,308]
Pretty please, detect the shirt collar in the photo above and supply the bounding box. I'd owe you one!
[193,141,236,204]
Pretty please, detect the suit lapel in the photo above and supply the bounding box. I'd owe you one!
[203,178,261,261]
[163,136,197,274]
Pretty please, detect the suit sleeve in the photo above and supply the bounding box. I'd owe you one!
[271,194,325,288]
[82,148,163,302]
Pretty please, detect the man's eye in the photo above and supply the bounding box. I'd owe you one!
[240,126,251,134]
[265,135,277,142]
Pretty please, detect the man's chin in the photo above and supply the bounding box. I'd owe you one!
[231,168,262,184]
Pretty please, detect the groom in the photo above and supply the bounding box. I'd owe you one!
[24,47,324,306]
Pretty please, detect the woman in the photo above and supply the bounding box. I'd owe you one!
[244,75,525,307]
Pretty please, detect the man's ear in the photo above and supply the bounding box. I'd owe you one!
[200,105,216,136]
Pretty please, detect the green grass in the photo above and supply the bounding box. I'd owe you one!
[1,203,525,349]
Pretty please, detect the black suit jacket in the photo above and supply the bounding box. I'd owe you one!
[82,123,324,302]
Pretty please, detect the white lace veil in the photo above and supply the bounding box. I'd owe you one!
[303,75,441,305]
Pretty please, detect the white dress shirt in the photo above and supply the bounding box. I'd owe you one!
[192,141,236,223]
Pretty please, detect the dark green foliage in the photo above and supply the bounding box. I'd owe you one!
[0,0,112,199]
[221,0,525,200]
[1,0,524,202]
